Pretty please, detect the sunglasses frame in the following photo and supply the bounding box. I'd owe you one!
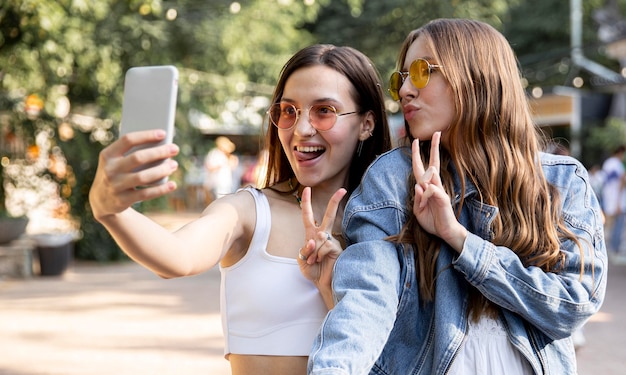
[388,58,443,101]
[267,102,358,132]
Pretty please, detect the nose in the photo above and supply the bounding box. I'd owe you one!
[400,76,418,100]
[293,108,316,137]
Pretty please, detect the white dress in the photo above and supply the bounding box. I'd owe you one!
[447,315,534,375]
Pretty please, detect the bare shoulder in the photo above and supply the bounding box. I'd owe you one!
[199,189,258,267]
[200,188,257,229]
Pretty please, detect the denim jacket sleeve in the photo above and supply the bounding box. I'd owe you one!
[453,154,607,340]
[308,148,412,375]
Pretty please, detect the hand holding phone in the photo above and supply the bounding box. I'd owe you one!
[119,65,178,186]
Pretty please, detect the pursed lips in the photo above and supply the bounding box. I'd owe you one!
[403,104,419,121]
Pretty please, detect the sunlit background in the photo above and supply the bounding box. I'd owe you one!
[1,0,626,258]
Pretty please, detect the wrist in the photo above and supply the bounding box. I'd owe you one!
[448,224,468,253]
[316,284,335,310]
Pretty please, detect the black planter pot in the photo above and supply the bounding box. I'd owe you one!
[33,233,74,276]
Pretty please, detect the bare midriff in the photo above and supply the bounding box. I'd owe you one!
[229,354,308,375]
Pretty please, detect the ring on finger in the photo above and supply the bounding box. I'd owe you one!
[322,232,332,245]
[298,251,307,261]
[318,232,332,249]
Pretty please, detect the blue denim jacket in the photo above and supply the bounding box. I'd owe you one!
[308,147,607,375]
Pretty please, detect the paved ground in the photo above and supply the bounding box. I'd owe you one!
[0,212,624,374]
[0,212,229,375]
[0,261,229,375]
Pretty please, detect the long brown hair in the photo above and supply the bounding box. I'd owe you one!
[393,19,582,316]
[259,44,392,195]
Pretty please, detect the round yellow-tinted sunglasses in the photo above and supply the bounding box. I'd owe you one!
[388,58,443,101]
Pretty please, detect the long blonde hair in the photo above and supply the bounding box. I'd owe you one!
[393,19,581,316]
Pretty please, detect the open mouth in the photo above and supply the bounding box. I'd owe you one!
[295,145,326,161]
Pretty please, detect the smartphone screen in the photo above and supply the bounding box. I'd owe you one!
[119,65,178,185]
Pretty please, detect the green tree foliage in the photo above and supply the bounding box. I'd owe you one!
[0,0,328,260]
[168,0,319,127]
[306,0,511,79]
[1,0,624,259]
[0,0,190,259]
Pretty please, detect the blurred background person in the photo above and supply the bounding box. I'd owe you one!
[601,145,626,258]
[204,136,239,202]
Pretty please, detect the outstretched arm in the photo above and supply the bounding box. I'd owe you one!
[90,130,247,278]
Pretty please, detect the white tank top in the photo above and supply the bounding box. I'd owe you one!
[447,315,533,375]
[219,187,328,357]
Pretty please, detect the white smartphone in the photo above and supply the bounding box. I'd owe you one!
[119,65,178,186]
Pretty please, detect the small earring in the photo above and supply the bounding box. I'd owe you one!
[356,140,364,157]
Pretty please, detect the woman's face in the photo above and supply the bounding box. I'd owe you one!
[399,36,455,145]
[277,65,368,189]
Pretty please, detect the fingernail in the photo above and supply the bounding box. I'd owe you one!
[423,169,432,180]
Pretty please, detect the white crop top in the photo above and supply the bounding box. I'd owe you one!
[219,187,328,357]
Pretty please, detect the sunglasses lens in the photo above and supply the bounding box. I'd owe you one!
[389,72,403,101]
[269,103,296,129]
[410,59,429,89]
[310,105,338,131]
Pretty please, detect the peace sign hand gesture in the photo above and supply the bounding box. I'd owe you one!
[298,186,346,309]
[412,131,467,253]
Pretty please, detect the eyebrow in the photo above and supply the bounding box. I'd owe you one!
[279,97,344,106]
[402,56,436,70]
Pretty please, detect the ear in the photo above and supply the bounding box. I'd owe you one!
[359,111,375,141]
